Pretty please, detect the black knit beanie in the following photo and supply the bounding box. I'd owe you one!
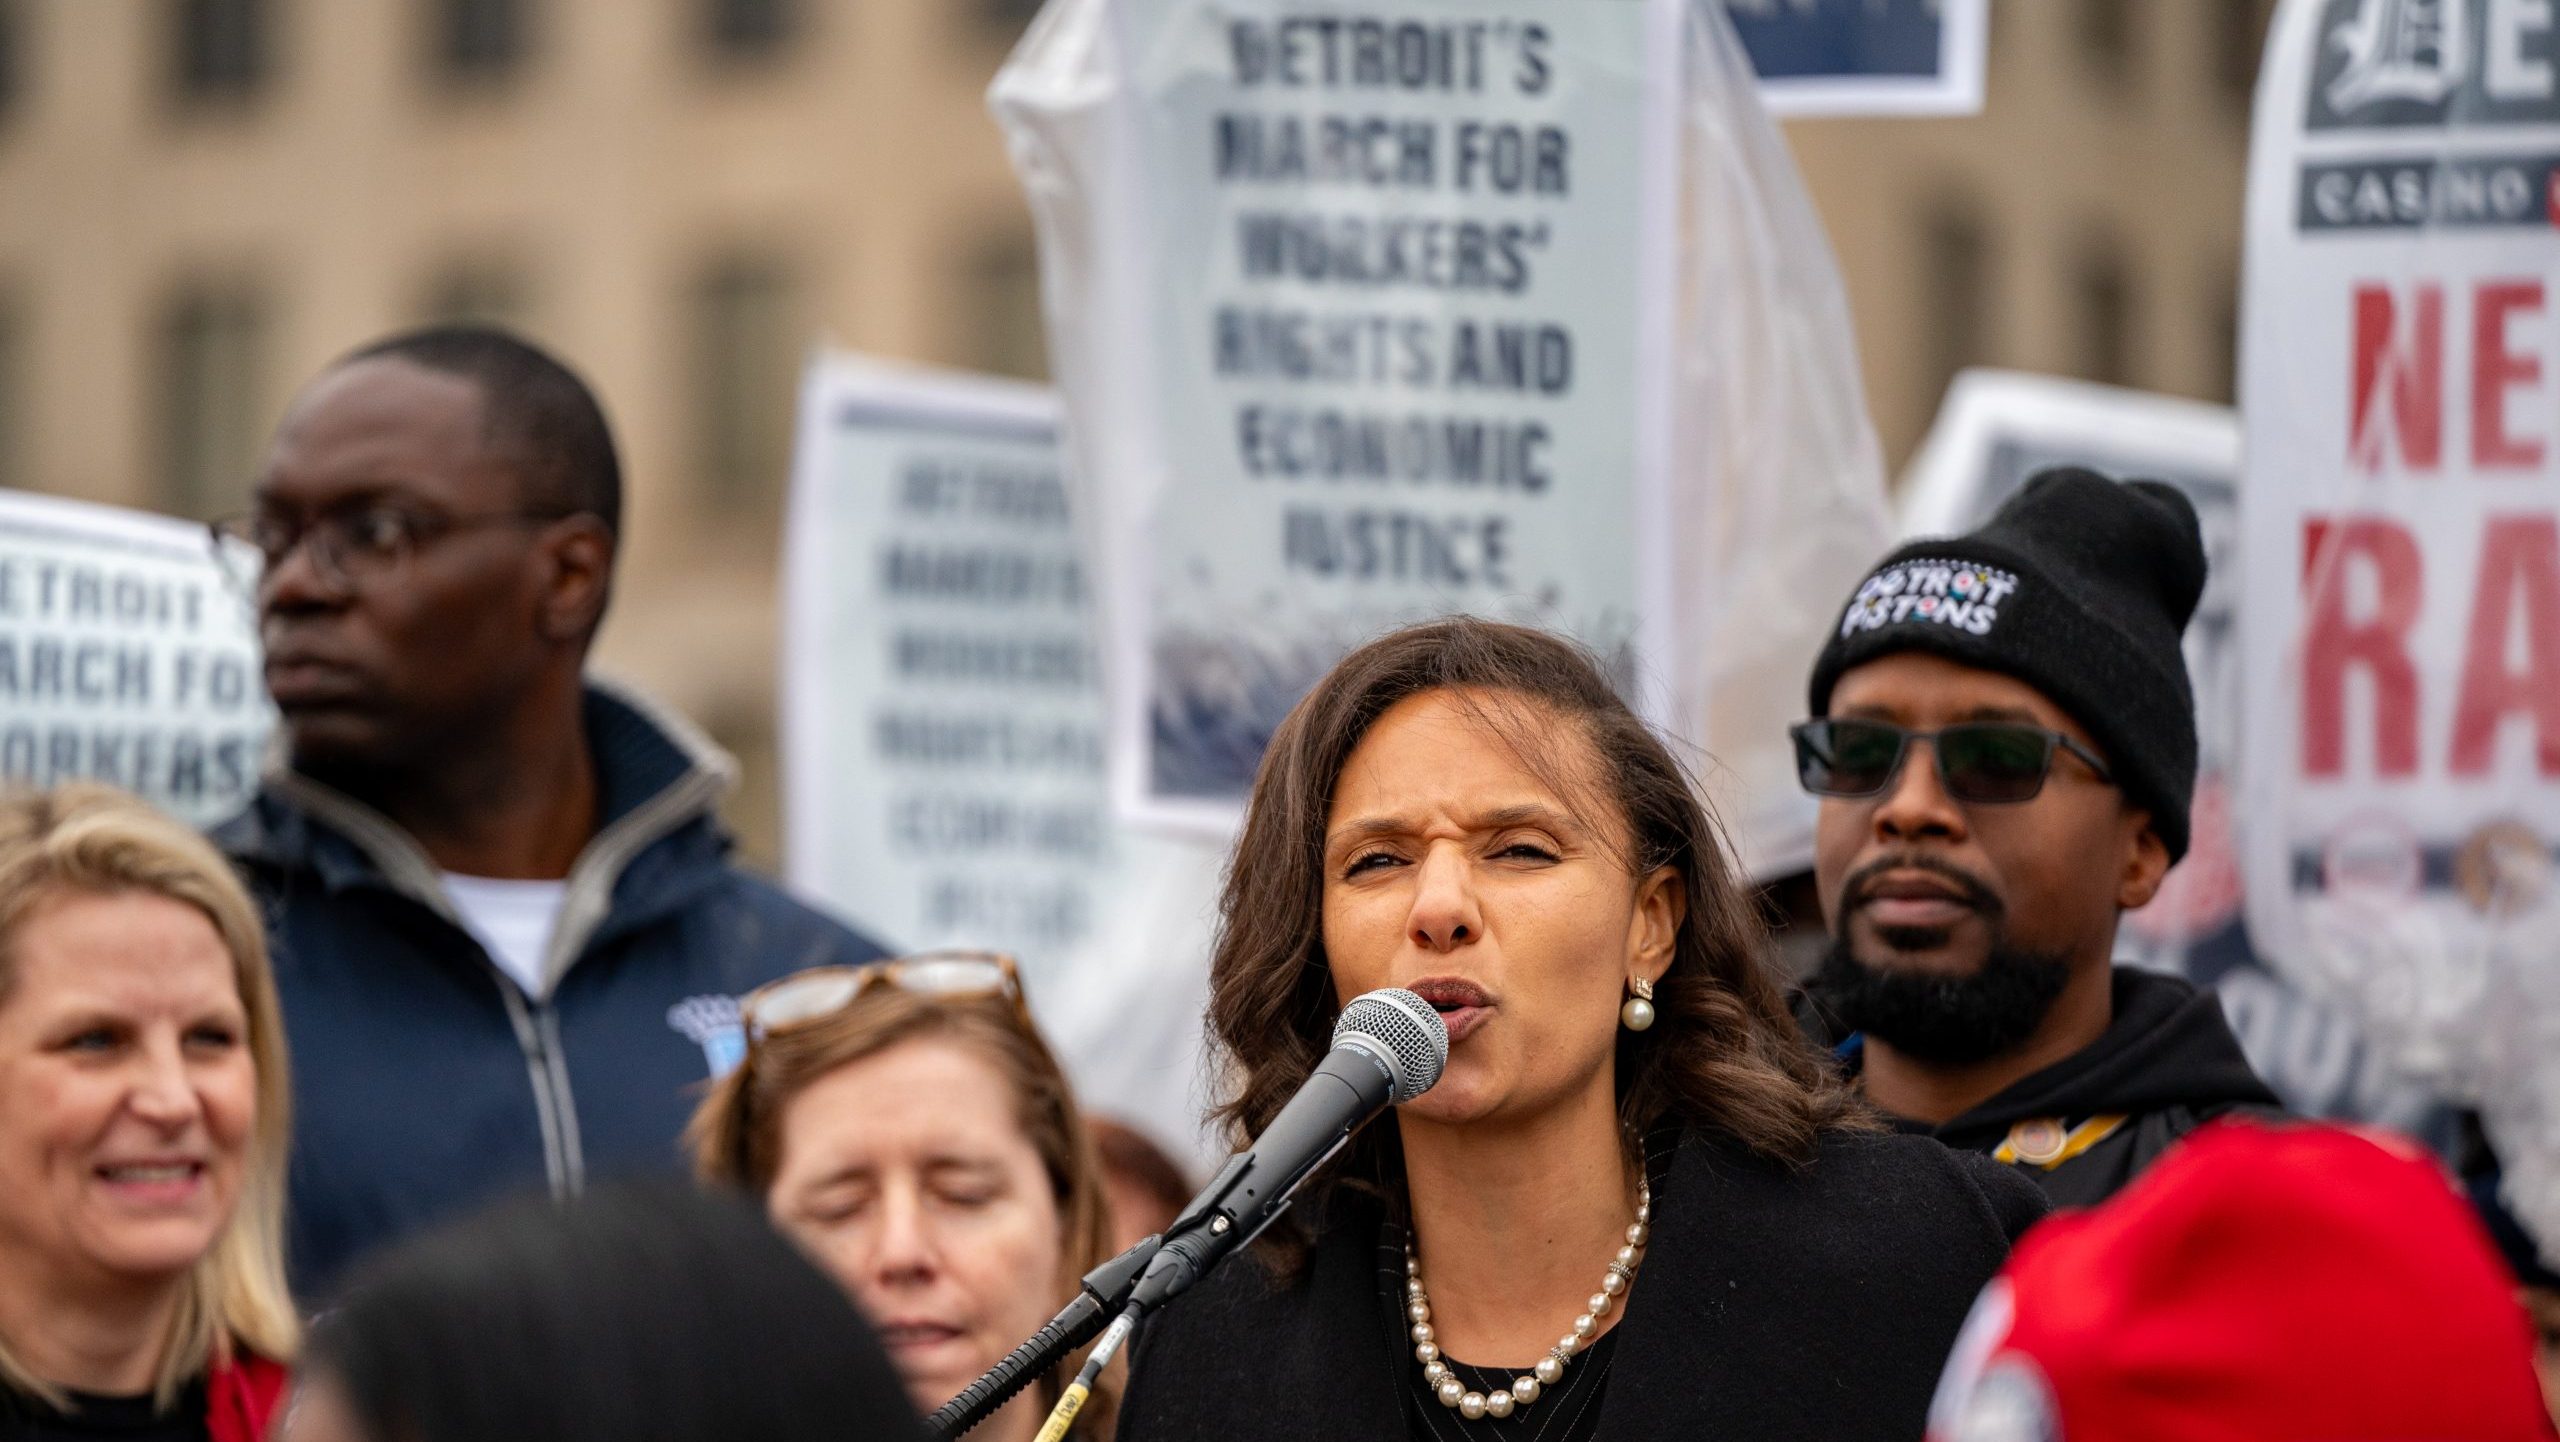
[1806,467,2207,861]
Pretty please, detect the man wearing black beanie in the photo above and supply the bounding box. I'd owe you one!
[1795,467,2279,1206]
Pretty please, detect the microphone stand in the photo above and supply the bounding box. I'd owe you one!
[951,994,1438,1436]
[946,1145,1312,1439]
[929,1150,1268,1437]
[928,1237,1159,1439]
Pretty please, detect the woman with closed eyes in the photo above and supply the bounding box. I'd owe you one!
[1114,619,2048,1442]
[688,951,1117,1441]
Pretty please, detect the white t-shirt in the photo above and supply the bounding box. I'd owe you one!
[442,872,570,1000]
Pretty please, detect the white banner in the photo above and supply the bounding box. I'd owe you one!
[2241,0,2560,1255]
[778,358,1222,1163]
[0,489,270,826]
[995,0,1888,873]
[1904,371,2447,1137]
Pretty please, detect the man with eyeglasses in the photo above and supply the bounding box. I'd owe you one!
[1791,467,2279,1206]
[208,326,889,1295]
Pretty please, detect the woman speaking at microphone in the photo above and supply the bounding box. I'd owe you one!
[1117,620,2046,1441]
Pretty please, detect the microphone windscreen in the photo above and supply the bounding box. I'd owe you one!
[1334,988,1449,1103]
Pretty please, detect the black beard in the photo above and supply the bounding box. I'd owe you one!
[1811,863,2071,1067]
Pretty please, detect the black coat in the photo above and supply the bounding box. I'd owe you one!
[1117,1128,2046,1441]
[1915,969,2285,1207]
[1802,968,2288,1208]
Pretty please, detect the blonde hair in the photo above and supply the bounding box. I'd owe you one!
[688,984,1116,1433]
[0,784,299,1408]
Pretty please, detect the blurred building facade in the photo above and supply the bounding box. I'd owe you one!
[0,0,2270,864]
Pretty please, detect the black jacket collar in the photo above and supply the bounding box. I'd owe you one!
[211,683,741,988]
[1926,968,2282,1148]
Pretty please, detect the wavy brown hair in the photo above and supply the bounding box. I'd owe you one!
[687,984,1116,1432]
[1209,619,1868,1266]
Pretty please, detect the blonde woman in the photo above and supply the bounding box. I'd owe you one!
[689,952,1116,1441]
[0,785,297,1441]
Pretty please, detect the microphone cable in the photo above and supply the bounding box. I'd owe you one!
[1030,1299,1146,1442]
[930,1236,1157,1437]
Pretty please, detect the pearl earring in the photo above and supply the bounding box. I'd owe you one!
[1620,975,1656,1031]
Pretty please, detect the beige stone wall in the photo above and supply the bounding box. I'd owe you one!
[1792,0,2265,465]
[0,0,2267,865]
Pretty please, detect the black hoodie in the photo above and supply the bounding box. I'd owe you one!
[1829,967,2285,1208]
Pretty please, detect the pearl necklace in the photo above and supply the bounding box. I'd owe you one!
[1403,1177,1651,1422]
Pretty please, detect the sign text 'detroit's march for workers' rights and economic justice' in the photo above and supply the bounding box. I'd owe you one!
[1133,4,1653,804]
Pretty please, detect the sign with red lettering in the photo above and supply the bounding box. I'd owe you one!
[994,0,1889,873]
[2241,0,2560,1260]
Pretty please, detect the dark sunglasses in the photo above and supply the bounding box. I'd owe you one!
[1788,718,2112,804]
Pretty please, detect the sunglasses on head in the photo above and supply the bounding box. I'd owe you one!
[1788,718,2112,804]
[740,949,1025,1044]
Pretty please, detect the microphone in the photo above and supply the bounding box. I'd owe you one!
[1127,987,1447,1310]
[932,988,1446,1439]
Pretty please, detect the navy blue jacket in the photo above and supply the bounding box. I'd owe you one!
[214,685,889,1298]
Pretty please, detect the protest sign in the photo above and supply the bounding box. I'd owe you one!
[778,358,1221,1160]
[2240,0,2560,1254]
[780,360,1104,984]
[0,489,270,827]
[1722,0,1987,117]
[994,0,1889,875]
[1904,370,2446,1136]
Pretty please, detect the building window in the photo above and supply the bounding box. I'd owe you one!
[2078,0,2134,86]
[171,0,271,106]
[979,0,1044,41]
[0,0,24,132]
[1919,199,1992,421]
[0,293,22,489]
[420,257,529,329]
[703,0,797,63]
[2207,269,2239,406]
[966,233,1048,381]
[689,255,801,514]
[703,700,782,872]
[431,0,530,87]
[2070,240,2137,388]
[2216,0,2278,117]
[156,283,269,519]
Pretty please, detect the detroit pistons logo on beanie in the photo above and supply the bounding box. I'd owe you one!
[1806,468,2210,864]
[1839,557,2020,640]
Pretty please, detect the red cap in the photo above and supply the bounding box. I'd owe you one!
[1928,1120,2556,1442]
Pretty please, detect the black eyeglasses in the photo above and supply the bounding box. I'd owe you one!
[208,504,575,598]
[1788,718,2112,804]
